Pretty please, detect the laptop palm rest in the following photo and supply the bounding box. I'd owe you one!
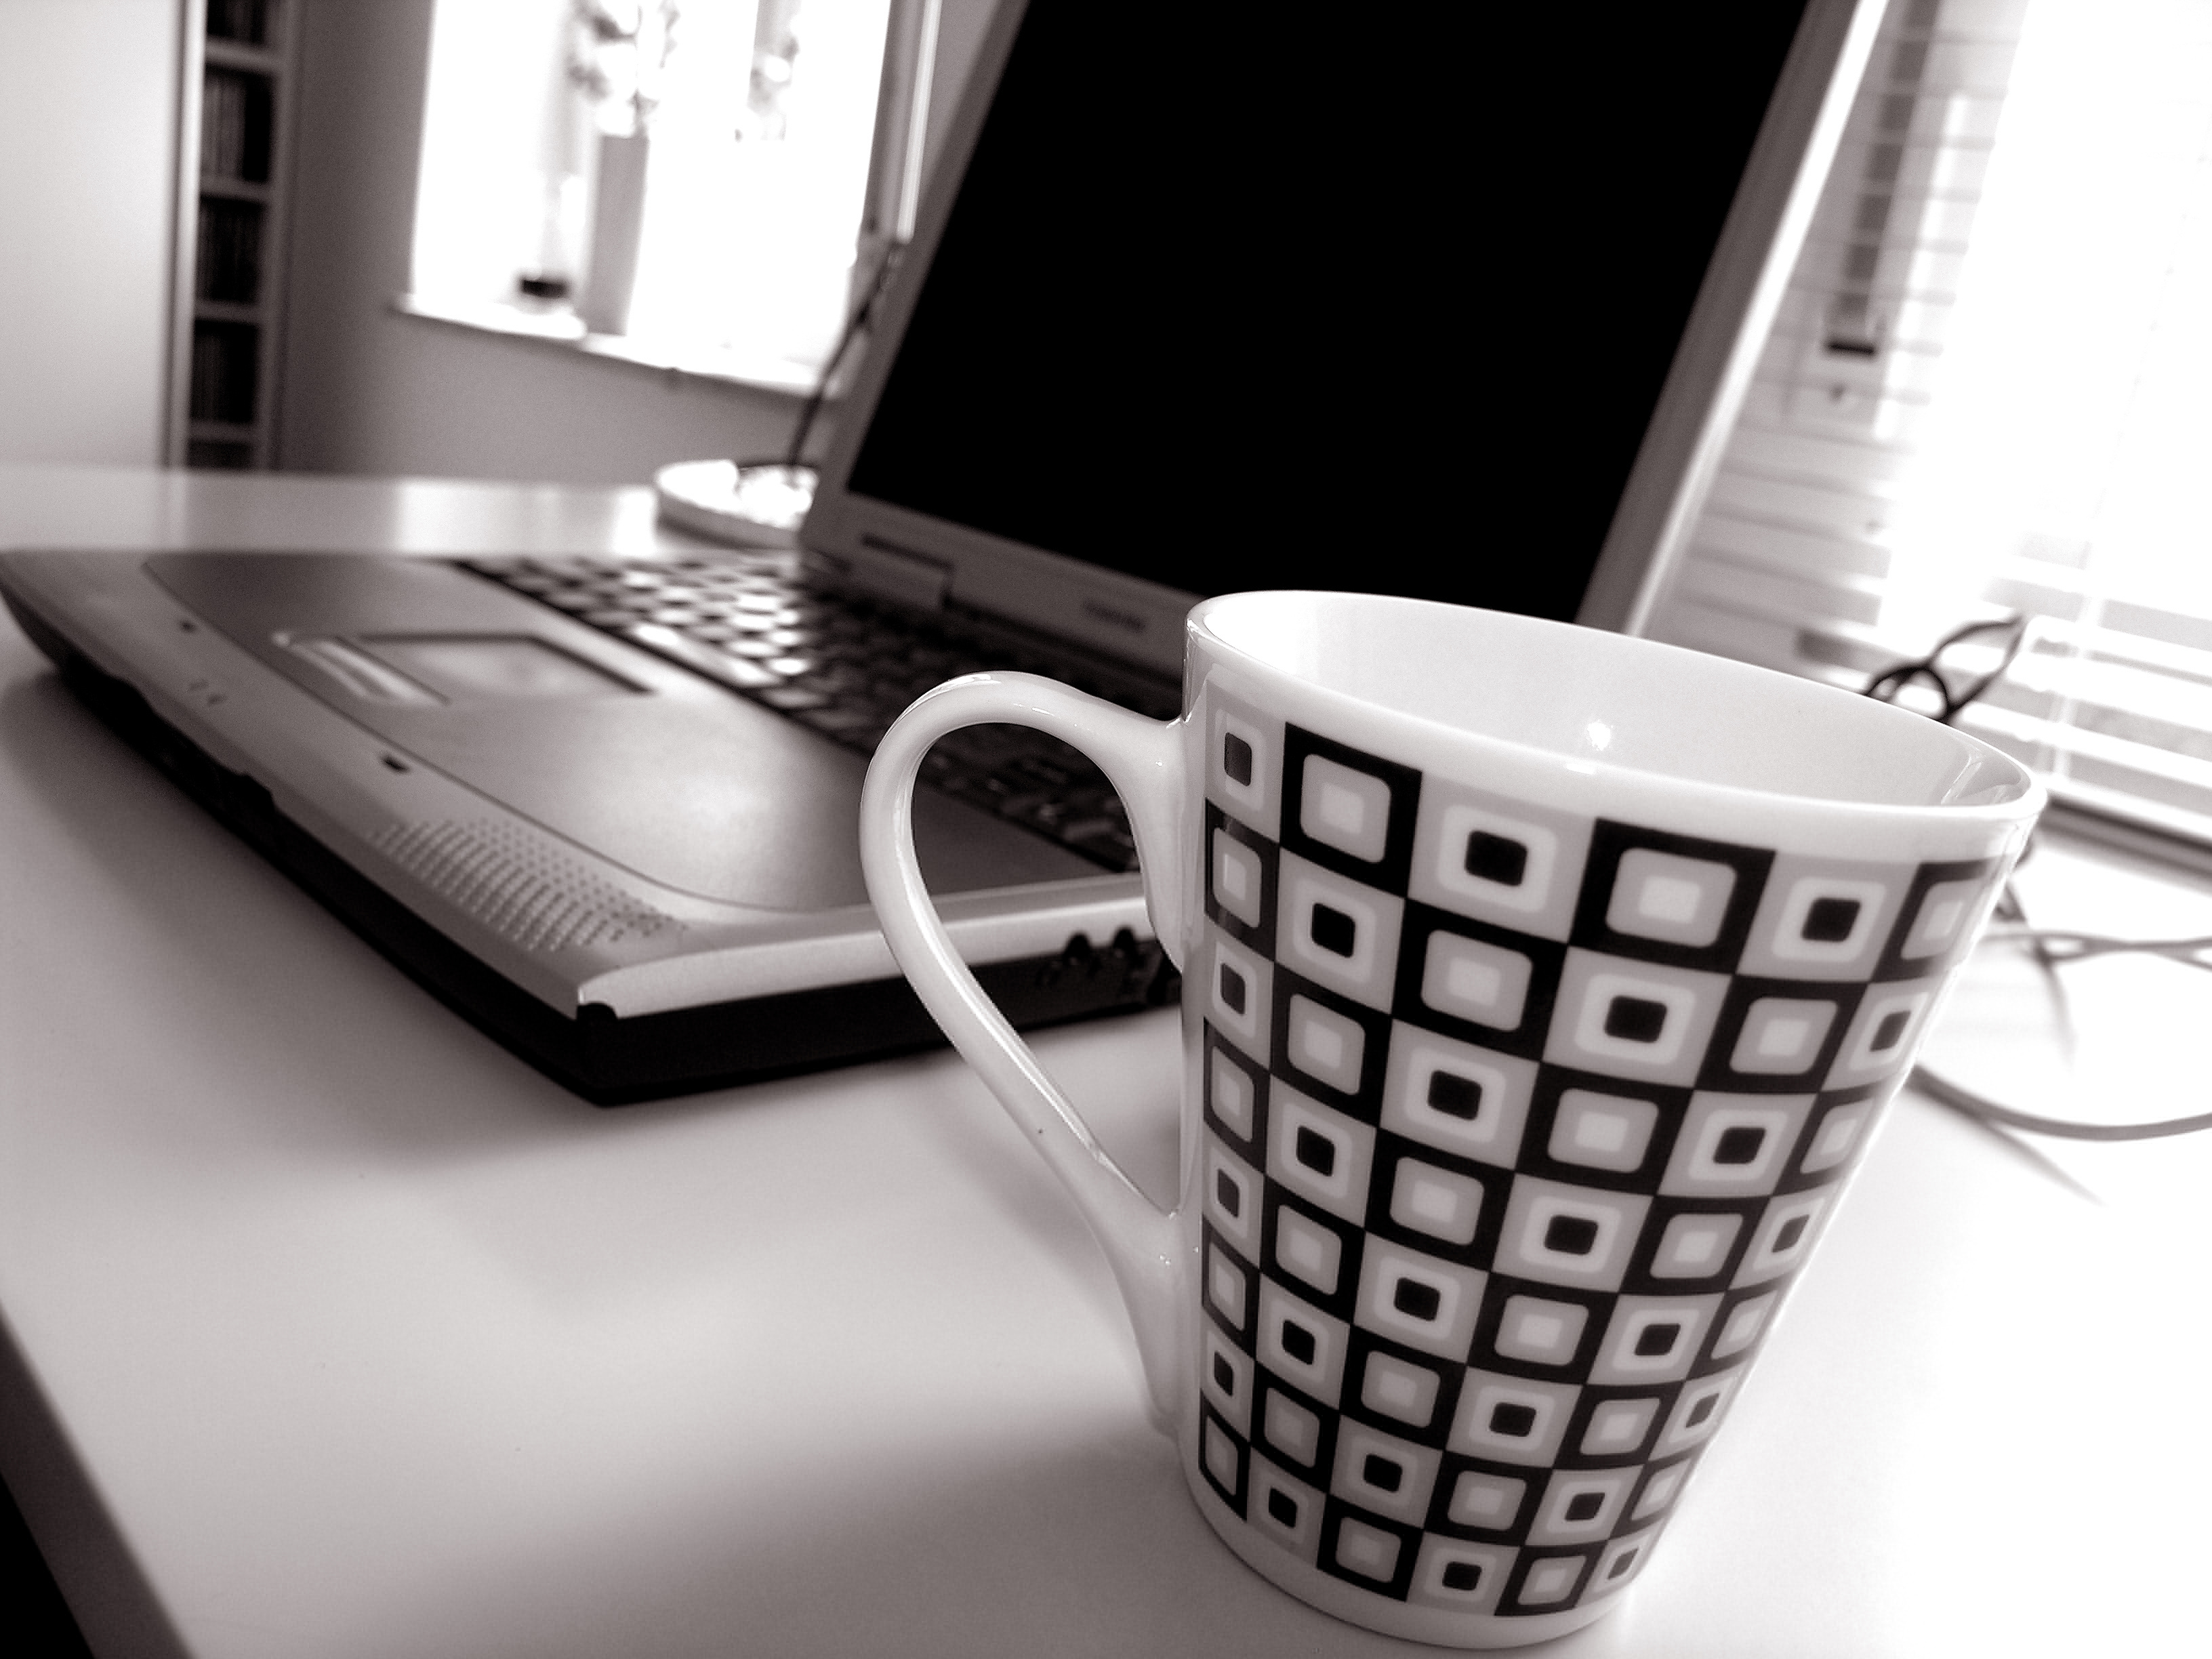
[146,553,1101,910]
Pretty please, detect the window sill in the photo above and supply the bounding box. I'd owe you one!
[392,293,827,400]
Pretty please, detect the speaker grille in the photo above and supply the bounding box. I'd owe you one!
[370,819,678,954]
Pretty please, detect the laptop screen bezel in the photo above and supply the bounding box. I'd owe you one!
[802,0,1886,679]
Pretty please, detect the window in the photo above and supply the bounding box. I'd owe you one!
[1650,0,2212,853]
[409,0,923,390]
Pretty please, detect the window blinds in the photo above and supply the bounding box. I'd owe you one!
[1648,0,2212,857]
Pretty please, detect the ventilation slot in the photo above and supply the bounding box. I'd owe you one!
[369,819,677,953]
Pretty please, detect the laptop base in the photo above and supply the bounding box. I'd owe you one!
[12,593,1179,1106]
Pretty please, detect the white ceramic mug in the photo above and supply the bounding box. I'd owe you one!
[859,592,2042,1647]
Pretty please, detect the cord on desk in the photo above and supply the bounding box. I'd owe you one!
[783,241,905,470]
[1864,626,2212,1141]
[1911,921,2212,1139]
[1911,1061,2212,1141]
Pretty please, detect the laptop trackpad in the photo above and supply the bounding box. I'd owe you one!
[146,553,1106,911]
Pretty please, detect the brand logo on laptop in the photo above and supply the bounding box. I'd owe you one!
[1081,597,1149,635]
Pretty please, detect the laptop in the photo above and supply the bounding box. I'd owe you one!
[0,0,1875,1103]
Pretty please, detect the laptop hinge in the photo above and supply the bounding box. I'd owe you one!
[848,535,951,611]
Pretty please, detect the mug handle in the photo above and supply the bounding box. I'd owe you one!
[860,672,1189,1426]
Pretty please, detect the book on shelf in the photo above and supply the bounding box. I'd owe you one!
[195,197,264,306]
[206,0,276,46]
[200,67,272,184]
[188,321,259,426]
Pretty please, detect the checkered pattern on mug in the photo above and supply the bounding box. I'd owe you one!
[1191,695,1992,1615]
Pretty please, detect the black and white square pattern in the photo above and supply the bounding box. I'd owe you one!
[1472,1279,1610,1378]
[1246,1449,1326,1564]
[1409,776,1594,943]
[1571,822,1773,973]
[1263,1184,1366,1315]
[1206,803,1280,956]
[1188,715,2001,1618]
[1281,727,1423,890]
[1395,905,1566,1060]
[1345,1329,1462,1438]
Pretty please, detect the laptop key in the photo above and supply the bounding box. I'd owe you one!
[758,687,830,711]
[794,705,882,737]
[621,624,779,690]
[1063,823,1138,870]
[462,552,1156,872]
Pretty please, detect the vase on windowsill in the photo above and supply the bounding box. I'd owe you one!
[578,130,649,337]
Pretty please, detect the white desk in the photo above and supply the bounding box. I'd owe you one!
[4,464,2211,1658]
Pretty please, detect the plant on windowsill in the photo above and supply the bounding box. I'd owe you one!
[565,0,676,336]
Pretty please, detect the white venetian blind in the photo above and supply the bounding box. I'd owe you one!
[1649,0,2212,854]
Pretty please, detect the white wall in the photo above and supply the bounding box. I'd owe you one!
[0,0,180,466]
[277,0,1000,487]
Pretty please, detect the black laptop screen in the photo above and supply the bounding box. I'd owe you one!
[846,4,1809,621]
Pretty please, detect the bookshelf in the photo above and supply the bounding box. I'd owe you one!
[167,0,299,470]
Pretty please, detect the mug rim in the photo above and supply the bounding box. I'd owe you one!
[1187,590,2044,830]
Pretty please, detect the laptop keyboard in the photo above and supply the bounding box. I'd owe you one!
[458,552,1175,874]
